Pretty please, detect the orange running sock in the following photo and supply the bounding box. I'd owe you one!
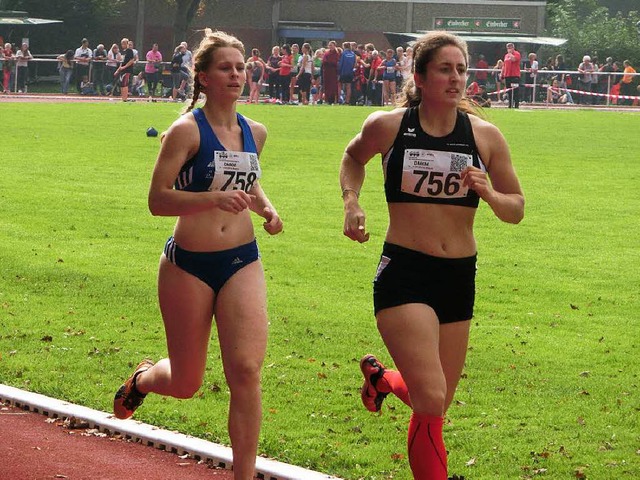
[407,413,447,480]
[379,370,412,407]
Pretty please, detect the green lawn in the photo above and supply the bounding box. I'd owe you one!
[0,102,638,479]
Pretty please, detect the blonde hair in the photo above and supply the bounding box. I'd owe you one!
[397,31,479,115]
[186,29,246,112]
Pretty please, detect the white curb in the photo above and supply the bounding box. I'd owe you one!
[0,384,341,480]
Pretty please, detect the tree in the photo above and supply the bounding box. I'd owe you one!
[543,0,640,67]
[0,0,126,52]
[169,0,209,46]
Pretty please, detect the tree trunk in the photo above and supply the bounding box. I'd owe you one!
[173,0,201,46]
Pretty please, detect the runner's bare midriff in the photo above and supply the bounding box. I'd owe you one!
[386,203,477,258]
[173,209,255,251]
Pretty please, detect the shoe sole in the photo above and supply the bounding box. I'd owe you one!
[360,354,388,412]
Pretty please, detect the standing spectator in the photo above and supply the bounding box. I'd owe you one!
[492,59,503,101]
[524,52,538,103]
[289,43,300,103]
[338,42,356,105]
[296,42,313,105]
[92,44,107,95]
[590,56,600,104]
[170,44,187,101]
[554,54,567,86]
[128,40,140,63]
[2,43,14,93]
[502,42,521,108]
[74,38,93,93]
[266,45,281,101]
[394,46,405,86]
[180,41,193,96]
[15,42,33,93]
[106,44,121,93]
[367,49,383,106]
[278,44,293,103]
[312,48,323,104]
[577,55,595,105]
[247,48,266,104]
[599,56,616,101]
[113,30,282,480]
[381,48,397,106]
[115,37,135,102]
[145,43,163,98]
[620,60,636,106]
[322,41,340,105]
[57,50,74,94]
[475,54,488,86]
[340,31,524,480]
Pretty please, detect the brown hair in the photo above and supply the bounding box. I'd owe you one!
[396,31,479,115]
[186,29,246,112]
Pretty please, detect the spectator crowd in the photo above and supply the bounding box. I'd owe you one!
[1,36,637,107]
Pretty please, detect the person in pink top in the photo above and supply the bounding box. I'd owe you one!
[501,42,521,108]
[145,43,163,98]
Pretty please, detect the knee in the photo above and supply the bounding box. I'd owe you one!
[171,378,203,399]
[225,360,262,392]
[410,385,447,417]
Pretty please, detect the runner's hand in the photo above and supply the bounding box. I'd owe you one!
[344,202,369,243]
[262,207,283,235]
[212,190,254,214]
[462,166,494,203]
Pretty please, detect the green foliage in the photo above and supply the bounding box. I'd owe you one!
[545,0,640,66]
[0,104,639,479]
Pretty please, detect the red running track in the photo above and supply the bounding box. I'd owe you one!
[0,402,236,480]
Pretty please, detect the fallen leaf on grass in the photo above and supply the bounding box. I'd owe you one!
[465,457,476,466]
[391,453,405,460]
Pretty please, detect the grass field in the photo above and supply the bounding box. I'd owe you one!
[0,102,638,479]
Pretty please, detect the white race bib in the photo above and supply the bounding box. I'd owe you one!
[400,149,472,198]
[209,150,261,193]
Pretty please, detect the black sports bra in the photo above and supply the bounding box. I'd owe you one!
[383,107,486,208]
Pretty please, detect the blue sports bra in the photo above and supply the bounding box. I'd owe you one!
[174,108,261,193]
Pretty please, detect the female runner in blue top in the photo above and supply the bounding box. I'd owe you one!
[113,29,282,480]
[340,31,524,479]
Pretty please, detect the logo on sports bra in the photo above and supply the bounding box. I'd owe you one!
[403,127,417,138]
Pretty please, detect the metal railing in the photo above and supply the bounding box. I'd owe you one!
[467,67,640,106]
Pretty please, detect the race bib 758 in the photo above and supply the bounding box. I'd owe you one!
[209,150,261,193]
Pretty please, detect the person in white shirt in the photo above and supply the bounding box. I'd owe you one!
[15,42,33,93]
[74,38,93,93]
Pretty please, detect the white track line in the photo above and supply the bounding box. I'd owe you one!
[0,384,341,480]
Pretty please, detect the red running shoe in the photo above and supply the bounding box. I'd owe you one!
[360,354,389,412]
[113,359,154,419]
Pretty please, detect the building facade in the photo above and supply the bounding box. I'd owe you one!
[106,0,550,62]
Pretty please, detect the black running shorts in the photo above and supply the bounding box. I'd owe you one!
[373,242,477,323]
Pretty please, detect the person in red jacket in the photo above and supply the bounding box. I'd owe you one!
[502,42,521,108]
